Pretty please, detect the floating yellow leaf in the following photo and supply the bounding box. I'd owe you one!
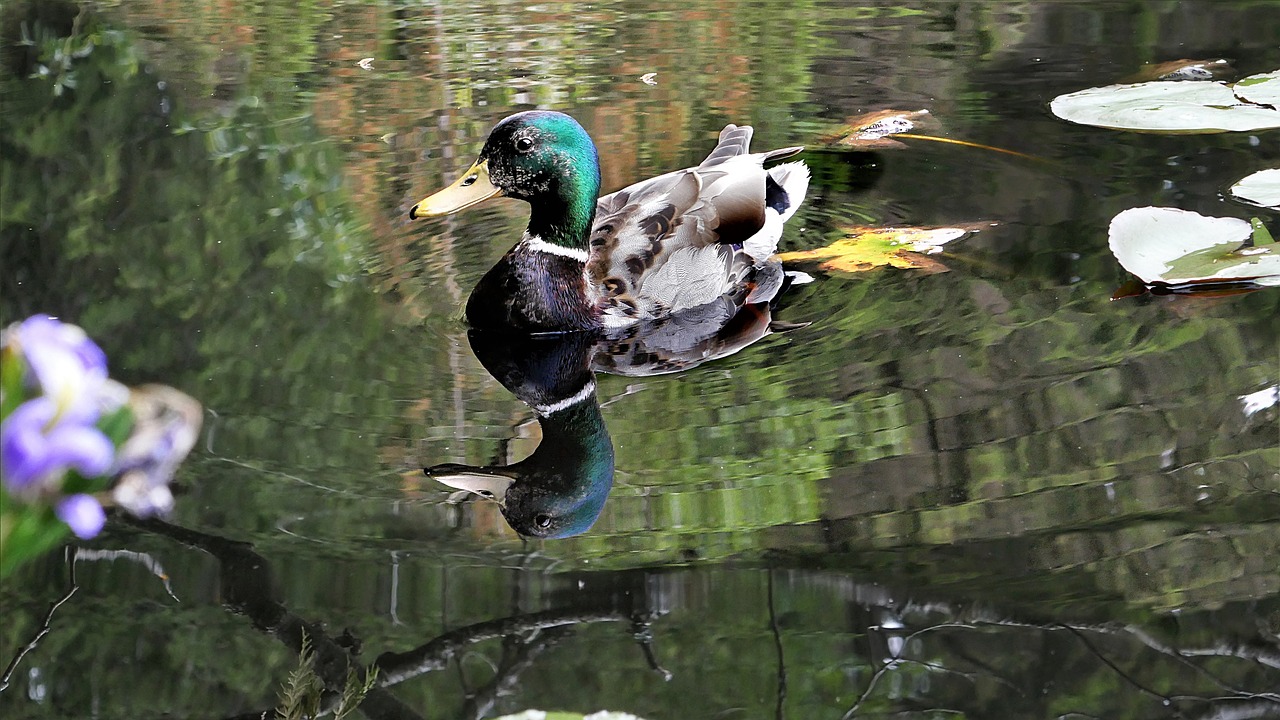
[778,223,992,275]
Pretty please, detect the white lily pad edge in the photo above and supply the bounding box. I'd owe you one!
[495,711,649,720]
[1234,70,1280,106]
[1107,207,1280,286]
[1050,70,1280,133]
[1229,168,1280,210]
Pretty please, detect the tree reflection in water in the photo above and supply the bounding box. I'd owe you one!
[2,1,1278,717]
[9,522,1274,719]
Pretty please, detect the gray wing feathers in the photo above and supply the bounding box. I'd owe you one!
[588,124,810,325]
[638,245,737,313]
[700,124,754,167]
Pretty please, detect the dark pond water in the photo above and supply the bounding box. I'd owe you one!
[2,1,1279,718]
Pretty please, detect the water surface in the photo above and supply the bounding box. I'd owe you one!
[1,1,1278,718]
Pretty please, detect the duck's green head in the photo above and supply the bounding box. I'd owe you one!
[410,111,601,245]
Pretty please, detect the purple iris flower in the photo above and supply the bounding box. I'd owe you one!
[0,396,115,492]
[56,494,107,539]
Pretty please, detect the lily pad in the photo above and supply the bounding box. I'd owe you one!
[491,707,645,712]
[1239,385,1279,418]
[1050,74,1280,133]
[1230,169,1280,210]
[1107,207,1280,286]
[1234,70,1280,106]
[778,223,991,275]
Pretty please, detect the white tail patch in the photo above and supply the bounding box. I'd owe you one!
[767,161,810,223]
[430,472,515,498]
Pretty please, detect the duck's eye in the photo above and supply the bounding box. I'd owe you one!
[478,490,494,498]
[461,174,478,187]
[534,513,552,529]
[515,136,535,153]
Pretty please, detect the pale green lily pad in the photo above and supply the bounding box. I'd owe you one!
[1050,78,1280,133]
[1230,169,1280,210]
[488,707,650,712]
[1234,70,1280,106]
[1108,207,1280,286]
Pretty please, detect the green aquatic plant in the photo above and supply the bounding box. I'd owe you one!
[275,632,378,720]
[275,634,322,720]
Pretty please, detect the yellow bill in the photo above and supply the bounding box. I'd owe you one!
[408,159,502,219]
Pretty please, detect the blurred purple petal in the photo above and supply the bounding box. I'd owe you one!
[19,315,108,376]
[56,494,106,539]
[1,396,114,491]
[46,424,115,477]
[13,315,109,420]
[1,398,59,489]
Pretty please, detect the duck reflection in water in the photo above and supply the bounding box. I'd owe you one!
[426,304,799,539]
[426,330,612,539]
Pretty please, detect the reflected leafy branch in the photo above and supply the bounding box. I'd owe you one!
[0,547,78,693]
[374,607,633,685]
[841,654,1015,720]
[120,515,659,719]
[459,627,572,720]
[1059,623,1173,704]
[1059,622,1280,706]
[836,603,1280,719]
[124,516,418,720]
[1118,624,1280,697]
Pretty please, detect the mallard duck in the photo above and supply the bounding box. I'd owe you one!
[410,110,810,333]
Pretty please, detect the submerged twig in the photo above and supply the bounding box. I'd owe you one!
[768,571,787,720]
[632,614,673,681]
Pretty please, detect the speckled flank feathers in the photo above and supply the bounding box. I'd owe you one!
[584,123,808,329]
